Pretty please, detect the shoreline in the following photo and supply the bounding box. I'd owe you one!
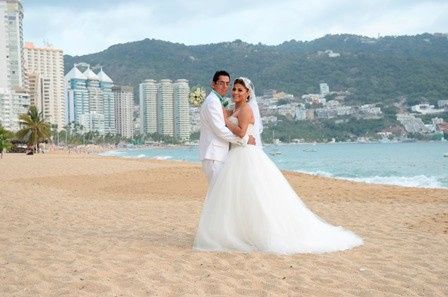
[5,144,448,190]
[95,143,448,190]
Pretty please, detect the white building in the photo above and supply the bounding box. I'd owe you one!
[397,114,430,133]
[320,83,330,96]
[0,0,25,90]
[157,79,174,137]
[0,0,29,131]
[79,111,105,134]
[23,42,65,129]
[138,78,191,141]
[359,104,382,116]
[295,109,307,121]
[173,79,190,141]
[139,79,158,135]
[411,103,444,115]
[437,100,448,108]
[113,86,134,139]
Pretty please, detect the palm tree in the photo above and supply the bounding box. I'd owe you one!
[16,106,51,153]
[0,124,13,159]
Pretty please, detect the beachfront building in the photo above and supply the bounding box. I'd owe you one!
[23,42,65,129]
[113,86,134,139]
[138,78,191,141]
[0,0,29,131]
[79,111,105,134]
[157,79,174,137]
[173,79,190,141]
[97,69,115,134]
[65,65,89,126]
[65,64,115,134]
[139,79,157,135]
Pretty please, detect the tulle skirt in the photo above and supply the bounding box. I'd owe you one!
[194,145,363,254]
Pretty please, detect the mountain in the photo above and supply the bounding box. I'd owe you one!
[64,33,448,106]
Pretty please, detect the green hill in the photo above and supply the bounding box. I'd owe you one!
[64,33,448,106]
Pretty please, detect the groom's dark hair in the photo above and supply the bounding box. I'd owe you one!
[212,70,230,83]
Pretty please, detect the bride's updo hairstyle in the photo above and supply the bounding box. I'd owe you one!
[233,78,251,101]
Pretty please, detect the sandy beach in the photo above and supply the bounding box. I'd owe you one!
[0,152,447,296]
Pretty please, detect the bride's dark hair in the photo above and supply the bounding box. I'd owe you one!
[233,78,251,101]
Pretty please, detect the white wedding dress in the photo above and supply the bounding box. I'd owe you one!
[194,117,363,254]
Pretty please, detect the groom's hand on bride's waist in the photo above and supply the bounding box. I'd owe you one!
[248,135,256,146]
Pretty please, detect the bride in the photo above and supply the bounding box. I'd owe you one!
[193,77,363,254]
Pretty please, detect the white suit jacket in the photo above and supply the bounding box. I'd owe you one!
[199,91,245,162]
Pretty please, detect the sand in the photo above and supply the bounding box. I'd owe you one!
[0,152,447,296]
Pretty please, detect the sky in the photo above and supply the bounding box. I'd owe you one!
[22,0,448,56]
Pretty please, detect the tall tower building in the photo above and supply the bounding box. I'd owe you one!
[113,86,134,139]
[0,0,25,90]
[173,79,190,141]
[97,69,115,135]
[139,79,157,135]
[65,65,88,125]
[0,0,29,131]
[23,42,65,129]
[83,67,102,114]
[157,79,173,137]
[65,64,115,134]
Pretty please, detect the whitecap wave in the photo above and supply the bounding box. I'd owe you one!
[346,175,445,189]
[294,171,445,189]
[99,150,125,157]
[123,154,147,159]
[293,169,335,178]
[153,155,172,160]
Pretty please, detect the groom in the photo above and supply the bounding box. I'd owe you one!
[199,70,255,186]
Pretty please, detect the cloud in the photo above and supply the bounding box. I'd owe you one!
[23,0,448,55]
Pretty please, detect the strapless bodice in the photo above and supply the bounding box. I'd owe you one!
[228,116,254,149]
[228,116,254,139]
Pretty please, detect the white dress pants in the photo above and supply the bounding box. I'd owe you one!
[202,159,225,186]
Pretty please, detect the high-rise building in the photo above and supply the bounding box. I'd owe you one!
[0,0,25,90]
[0,2,9,90]
[157,79,173,137]
[23,42,65,129]
[173,79,190,141]
[138,78,190,141]
[113,86,134,139]
[139,79,157,135]
[84,67,101,112]
[65,64,115,134]
[65,65,89,125]
[0,0,29,131]
[97,69,115,134]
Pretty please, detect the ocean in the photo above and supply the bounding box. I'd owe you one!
[100,142,448,189]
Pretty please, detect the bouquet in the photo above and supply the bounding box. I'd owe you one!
[189,86,206,107]
[222,97,231,108]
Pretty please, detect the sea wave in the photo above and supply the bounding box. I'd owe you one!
[153,155,173,160]
[123,154,147,159]
[99,150,125,157]
[293,170,445,189]
[346,175,445,189]
[293,169,335,178]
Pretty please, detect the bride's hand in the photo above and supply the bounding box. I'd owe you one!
[222,108,232,118]
[224,116,230,127]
